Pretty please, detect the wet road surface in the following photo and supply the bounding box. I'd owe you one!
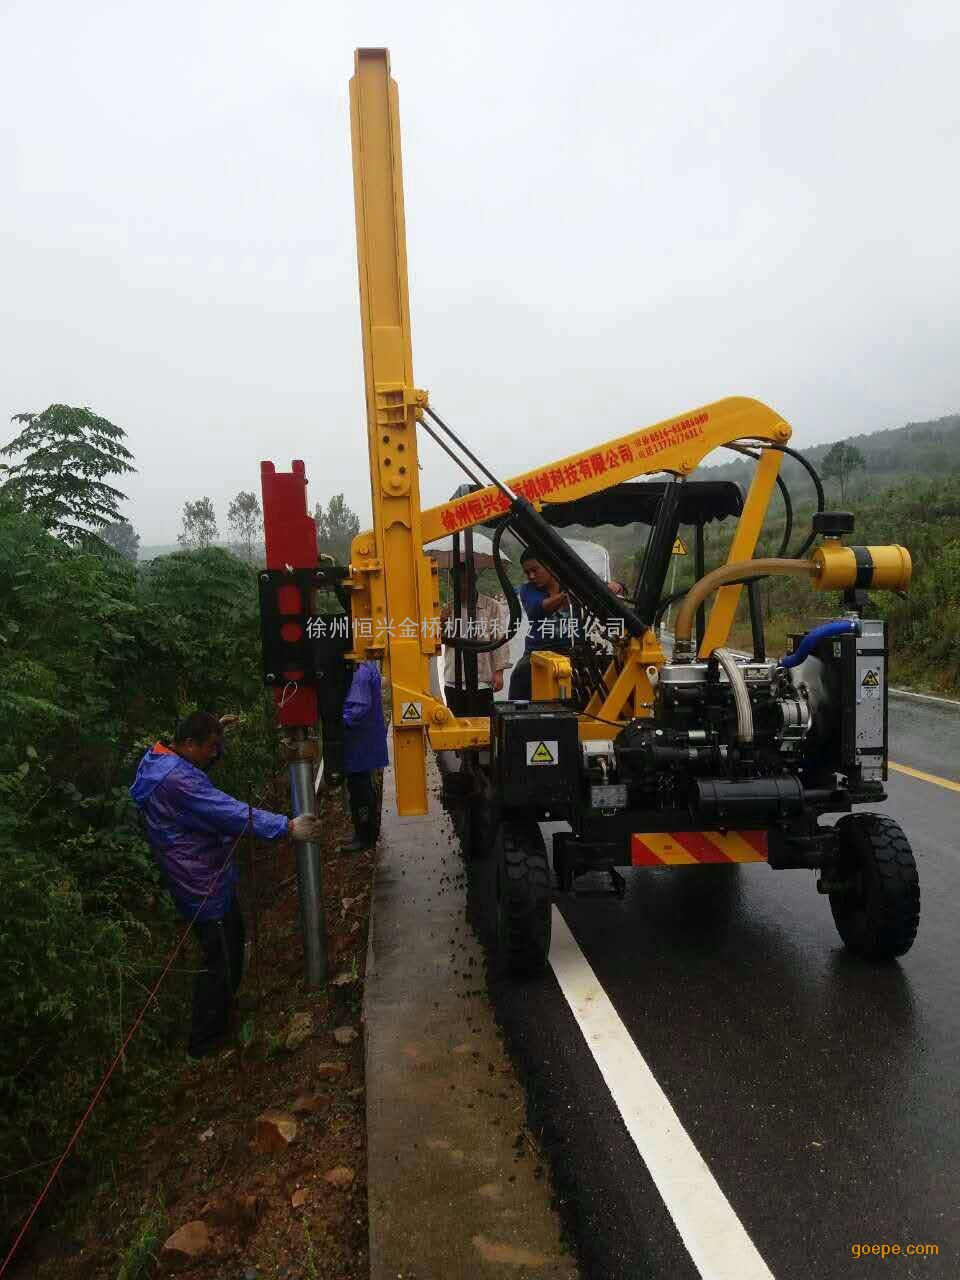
[469,694,960,1278]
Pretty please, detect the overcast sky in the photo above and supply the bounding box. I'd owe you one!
[1,0,958,544]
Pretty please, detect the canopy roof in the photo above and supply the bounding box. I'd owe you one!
[424,530,508,568]
[537,480,743,528]
[448,479,743,529]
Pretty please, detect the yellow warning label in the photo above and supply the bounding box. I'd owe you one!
[861,669,880,688]
[400,701,422,722]
[526,740,557,766]
[672,536,688,556]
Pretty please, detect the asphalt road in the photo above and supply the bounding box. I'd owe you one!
[469,693,960,1279]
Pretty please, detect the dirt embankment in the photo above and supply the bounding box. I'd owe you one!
[19,794,374,1280]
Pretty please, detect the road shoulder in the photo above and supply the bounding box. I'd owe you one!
[364,759,577,1278]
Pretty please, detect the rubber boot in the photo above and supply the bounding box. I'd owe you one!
[339,804,373,855]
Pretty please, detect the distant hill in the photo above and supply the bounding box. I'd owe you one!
[559,411,960,581]
[697,412,960,497]
[138,540,265,562]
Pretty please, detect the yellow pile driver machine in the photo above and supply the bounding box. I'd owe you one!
[263,49,919,977]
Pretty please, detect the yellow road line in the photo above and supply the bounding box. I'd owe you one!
[889,761,960,794]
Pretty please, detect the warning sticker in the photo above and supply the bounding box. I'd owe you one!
[400,701,422,723]
[860,668,881,699]
[671,536,688,556]
[526,740,558,766]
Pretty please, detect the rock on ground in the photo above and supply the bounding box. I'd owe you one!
[161,1219,210,1268]
[251,1110,298,1154]
[284,1011,313,1051]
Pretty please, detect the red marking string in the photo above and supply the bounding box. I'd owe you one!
[0,819,252,1277]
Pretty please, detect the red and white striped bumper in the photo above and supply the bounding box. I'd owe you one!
[631,830,768,866]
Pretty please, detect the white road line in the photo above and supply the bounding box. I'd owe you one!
[890,686,960,709]
[549,909,775,1280]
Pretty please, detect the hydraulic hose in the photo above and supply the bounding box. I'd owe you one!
[653,439,803,629]
[735,438,825,558]
[713,647,754,744]
[673,558,817,658]
[778,618,859,670]
[724,443,794,559]
[441,521,520,654]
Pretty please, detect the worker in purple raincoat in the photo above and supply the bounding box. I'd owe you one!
[340,661,389,854]
[130,710,321,1058]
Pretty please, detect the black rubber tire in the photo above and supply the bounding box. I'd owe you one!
[828,814,920,960]
[464,793,496,862]
[496,820,552,978]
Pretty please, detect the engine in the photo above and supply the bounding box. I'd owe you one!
[582,618,888,818]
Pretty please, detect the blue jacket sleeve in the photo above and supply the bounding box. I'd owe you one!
[343,665,374,727]
[169,767,288,841]
[519,583,547,622]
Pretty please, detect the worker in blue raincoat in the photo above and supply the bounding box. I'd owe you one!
[130,710,322,1058]
[340,660,389,854]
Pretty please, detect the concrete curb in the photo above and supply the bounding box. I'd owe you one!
[363,757,577,1279]
[890,687,960,709]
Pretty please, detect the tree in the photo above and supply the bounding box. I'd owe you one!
[227,490,263,562]
[0,404,135,546]
[822,442,866,503]
[315,493,360,564]
[178,497,218,550]
[101,519,140,561]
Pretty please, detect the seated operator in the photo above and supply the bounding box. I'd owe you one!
[508,548,573,701]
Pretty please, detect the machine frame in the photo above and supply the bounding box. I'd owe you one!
[259,49,920,977]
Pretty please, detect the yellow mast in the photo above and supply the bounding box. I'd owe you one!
[349,48,437,816]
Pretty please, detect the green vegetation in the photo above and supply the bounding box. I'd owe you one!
[0,405,135,550]
[226,489,263,562]
[760,473,960,693]
[177,496,218,549]
[303,1220,321,1279]
[821,441,865,503]
[101,519,141,562]
[713,466,960,694]
[115,1191,167,1280]
[0,408,278,1238]
[315,492,361,563]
